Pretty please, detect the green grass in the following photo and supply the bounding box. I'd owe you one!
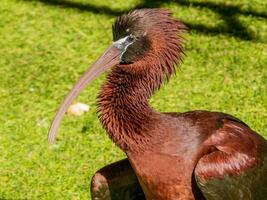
[0,0,266,199]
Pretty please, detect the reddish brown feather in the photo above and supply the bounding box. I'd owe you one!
[93,9,267,200]
[195,120,262,182]
[97,9,186,151]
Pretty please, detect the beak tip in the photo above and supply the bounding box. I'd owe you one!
[47,130,56,144]
[48,139,55,144]
[47,44,121,145]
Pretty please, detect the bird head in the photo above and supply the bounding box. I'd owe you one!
[113,9,186,74]
[48,9,186,143]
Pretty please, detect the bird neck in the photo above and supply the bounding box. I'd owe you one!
[98,65,163,151]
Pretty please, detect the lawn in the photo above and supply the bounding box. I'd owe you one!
[0,0,266,199]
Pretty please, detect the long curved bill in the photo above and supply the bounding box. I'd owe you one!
[48,45,121,143]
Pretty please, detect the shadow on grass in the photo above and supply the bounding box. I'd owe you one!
[137,0,267,41]
[24,0,124,15]
[24,0,267,41]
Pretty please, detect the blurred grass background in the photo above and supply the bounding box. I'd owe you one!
[0,0,266,199]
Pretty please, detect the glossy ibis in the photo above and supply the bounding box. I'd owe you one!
[48,9,267,200]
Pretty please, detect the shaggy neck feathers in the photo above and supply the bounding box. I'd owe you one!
[97,9,186,152]
[97,66,159,151]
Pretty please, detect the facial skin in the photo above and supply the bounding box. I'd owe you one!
[113,34,137,61]
[112,16,151,64]
[120,34,150,63]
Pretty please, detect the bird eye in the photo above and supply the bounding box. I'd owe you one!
[127,35,135,43]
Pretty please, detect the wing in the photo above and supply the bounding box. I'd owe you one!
[194,119,267,200]
[91,159,145,200]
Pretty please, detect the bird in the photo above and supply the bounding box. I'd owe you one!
[48,8,267,200]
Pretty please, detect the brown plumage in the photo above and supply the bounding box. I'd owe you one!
[98,9,185,152]
[48,9,267,200]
